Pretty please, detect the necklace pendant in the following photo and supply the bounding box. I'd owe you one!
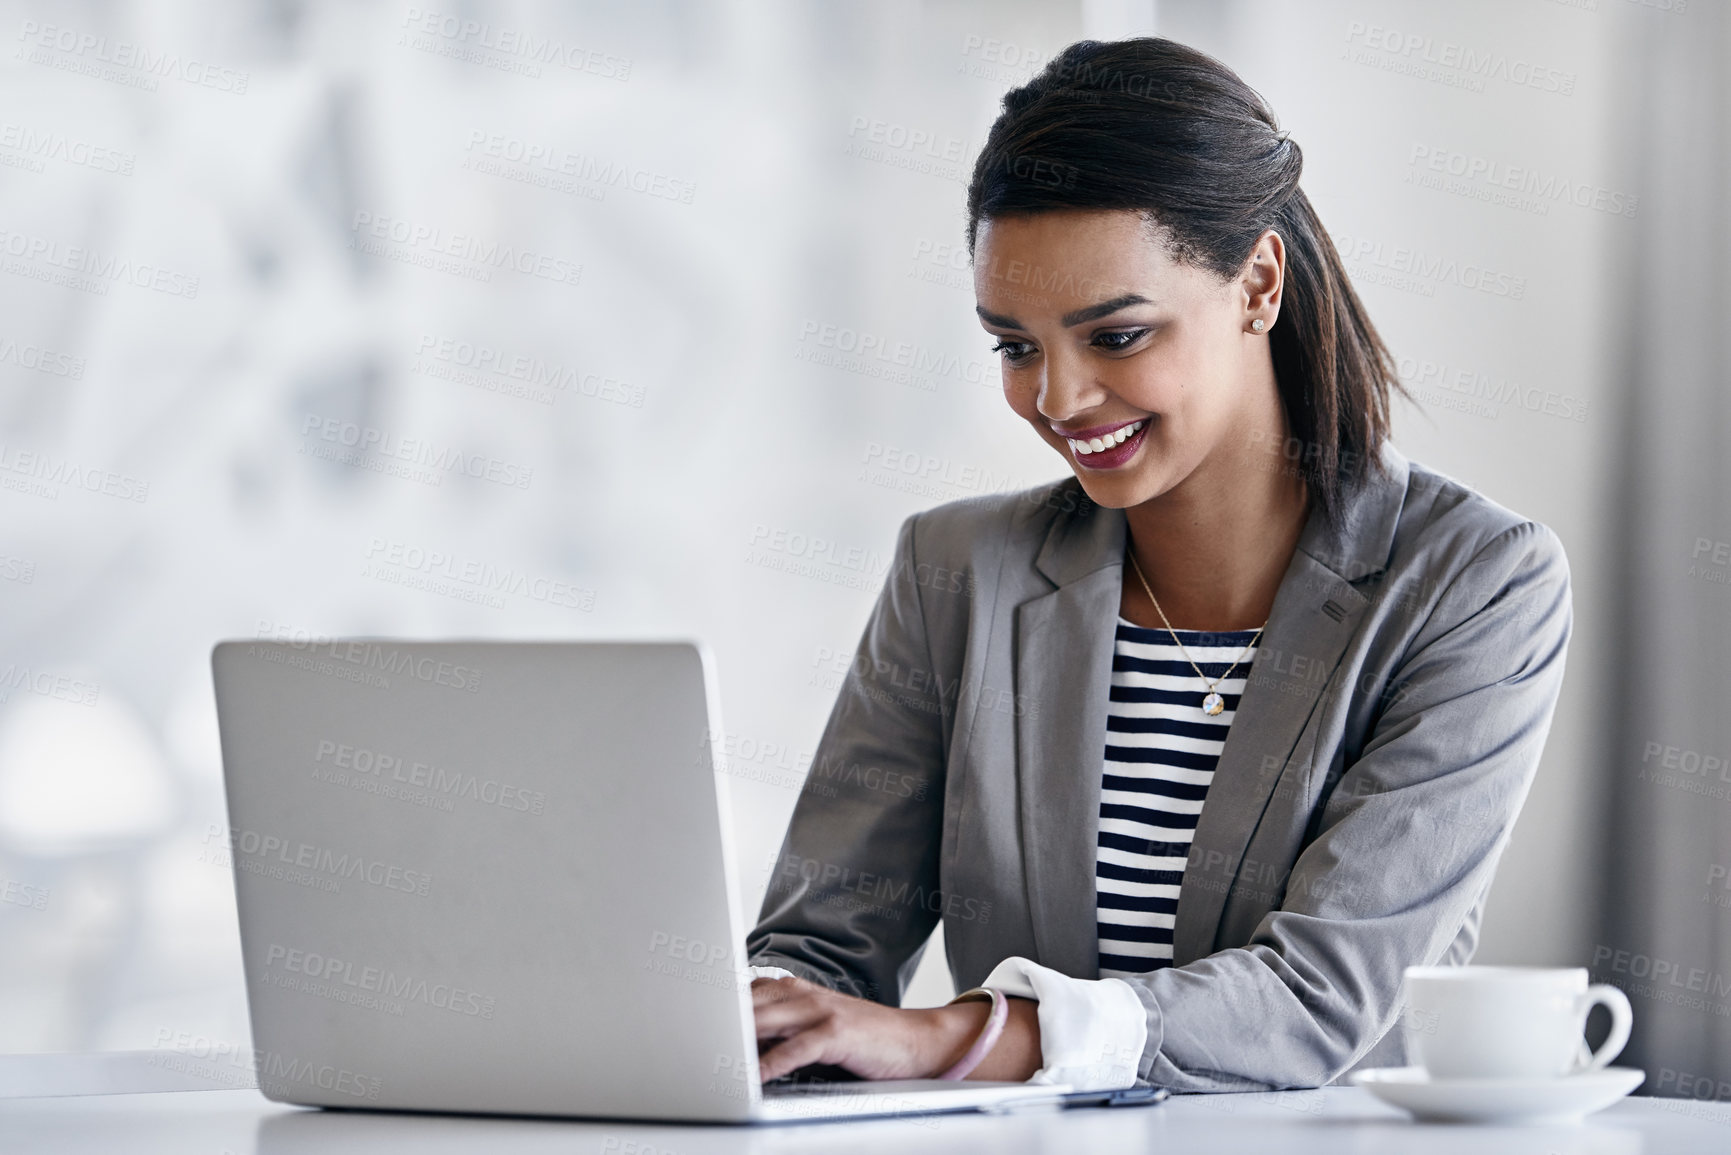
[1202,691,1225,716]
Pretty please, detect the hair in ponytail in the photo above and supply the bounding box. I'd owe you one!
[965,37,1408,528]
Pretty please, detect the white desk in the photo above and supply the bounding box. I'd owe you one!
[3,1078,1729,1154]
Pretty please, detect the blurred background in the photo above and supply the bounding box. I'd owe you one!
[0,0,1725,1097]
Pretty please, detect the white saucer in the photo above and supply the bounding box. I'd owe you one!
[1351,1066,1644,1124]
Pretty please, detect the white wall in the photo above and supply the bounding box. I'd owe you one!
[1157,0,1628,973]
[0,0,1638,1051]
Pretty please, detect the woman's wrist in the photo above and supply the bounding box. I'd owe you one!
[922,1000,993,1078]
[917,994,1043,1082]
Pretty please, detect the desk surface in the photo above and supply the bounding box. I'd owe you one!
[3,1084,1729,1154]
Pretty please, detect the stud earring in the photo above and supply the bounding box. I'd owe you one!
[1251,318,1266,332]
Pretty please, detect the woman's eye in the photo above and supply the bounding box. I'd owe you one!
[991,340,1035,364]
[1093,328,1149,351]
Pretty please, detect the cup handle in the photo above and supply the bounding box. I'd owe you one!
[1575,984,1633,1073]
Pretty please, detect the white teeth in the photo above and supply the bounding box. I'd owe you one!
[1068,420,1144,456]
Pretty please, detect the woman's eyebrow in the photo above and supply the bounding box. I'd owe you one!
[1060,293,1152,326]
[975,293,1153,331]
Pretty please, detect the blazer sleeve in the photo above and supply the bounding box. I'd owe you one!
[745,511,950,1005]
[1128,519,1574,1091]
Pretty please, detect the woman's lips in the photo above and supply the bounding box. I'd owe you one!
[1065,419,1147,471]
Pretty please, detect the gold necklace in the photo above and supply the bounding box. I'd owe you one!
[1125,547,1265,717]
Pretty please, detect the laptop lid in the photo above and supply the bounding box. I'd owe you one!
[211,639,763,1122]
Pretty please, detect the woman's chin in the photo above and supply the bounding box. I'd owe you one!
[1069,465,1167,510]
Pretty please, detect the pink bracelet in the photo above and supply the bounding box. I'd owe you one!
[937,987,1009,1080]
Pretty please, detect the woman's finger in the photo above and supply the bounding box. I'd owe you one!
[751,989,828,1040]
[749,976,817,1020]
[756,1022,840,1083]
[750,976,837,1033]
[749,975,810,1007]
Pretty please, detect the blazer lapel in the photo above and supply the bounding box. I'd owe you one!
[1171,443,1412,963]
[1015,491,1125,980]
[1167,552,1368,962]
[1011,444,1412,975]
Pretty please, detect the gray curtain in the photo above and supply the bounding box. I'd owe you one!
[1602,0,1731,1096]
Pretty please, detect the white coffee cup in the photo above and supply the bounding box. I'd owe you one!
[1402,965,1633,1080]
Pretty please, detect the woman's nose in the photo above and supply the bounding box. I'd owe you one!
[1035,356,1111,423]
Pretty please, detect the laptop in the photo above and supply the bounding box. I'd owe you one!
[210,638,1068,1123]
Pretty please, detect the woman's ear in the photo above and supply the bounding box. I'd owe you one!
[1241,229,1286,323]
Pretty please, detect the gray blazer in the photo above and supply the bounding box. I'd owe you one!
[747,439,1573,1091]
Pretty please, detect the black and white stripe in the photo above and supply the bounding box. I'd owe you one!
[1097,616,1259,978]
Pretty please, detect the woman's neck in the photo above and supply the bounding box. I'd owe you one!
[1120,438,1312,633]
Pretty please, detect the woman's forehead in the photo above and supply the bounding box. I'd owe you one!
[972,212,1207,320]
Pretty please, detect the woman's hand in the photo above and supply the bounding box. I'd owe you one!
[750,975,1042,1083]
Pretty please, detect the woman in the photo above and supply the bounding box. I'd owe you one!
[746,37,1571,1092]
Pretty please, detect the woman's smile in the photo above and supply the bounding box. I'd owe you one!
[1058,418,1149,469]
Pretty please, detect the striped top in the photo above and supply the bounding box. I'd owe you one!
[1097,615,1260,979]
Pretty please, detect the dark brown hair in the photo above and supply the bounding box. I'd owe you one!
[966,37,1407,528]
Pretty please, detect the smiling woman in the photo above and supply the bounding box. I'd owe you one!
[746,37,1573,1094]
